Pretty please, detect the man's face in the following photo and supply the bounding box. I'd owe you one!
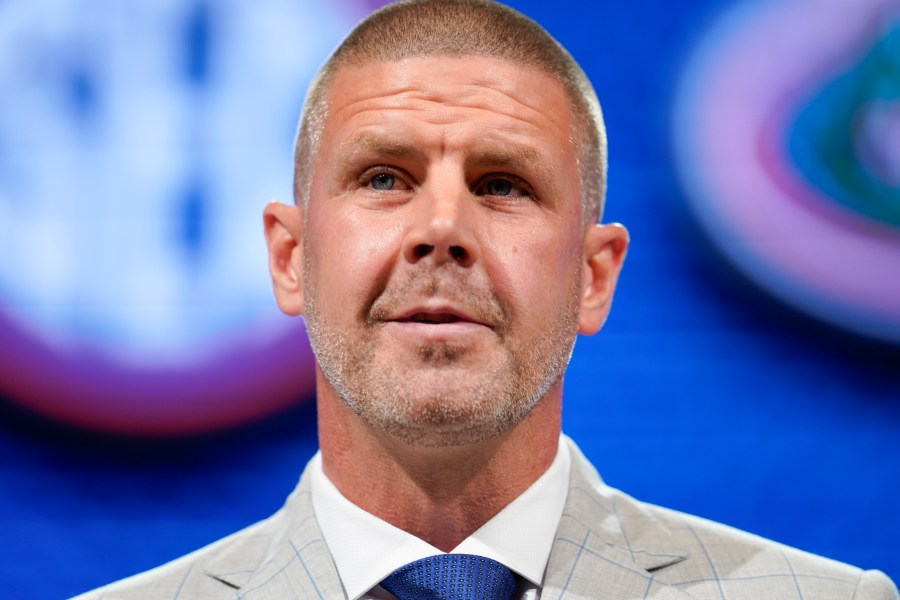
[270,55,624,447]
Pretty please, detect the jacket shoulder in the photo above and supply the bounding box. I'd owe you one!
[563,439,897,599]
[635,498,898,600]
[68,469,327,600]
[68,515,274,600]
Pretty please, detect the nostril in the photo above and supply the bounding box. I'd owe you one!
[449,246,467,262]
[413,244,434,259]
[407,242,470,263]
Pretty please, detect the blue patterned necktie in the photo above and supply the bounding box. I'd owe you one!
[380,554,517,600]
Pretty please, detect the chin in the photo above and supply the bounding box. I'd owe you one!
[364,386,536,448]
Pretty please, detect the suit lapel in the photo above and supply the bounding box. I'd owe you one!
[203,469,345,599]
[541,440,695,599]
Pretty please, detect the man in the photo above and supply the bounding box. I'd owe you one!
[76,0,897,598]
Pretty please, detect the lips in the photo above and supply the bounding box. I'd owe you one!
[406,312,462,324]
[389,305,490,328]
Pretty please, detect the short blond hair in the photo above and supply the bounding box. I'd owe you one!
[293,0,607,223]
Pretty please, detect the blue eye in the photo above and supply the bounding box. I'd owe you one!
[485,178,513,196]
[370,172,395,190]
[476,175,530,198]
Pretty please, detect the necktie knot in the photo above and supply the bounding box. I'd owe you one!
[381,554,517,600]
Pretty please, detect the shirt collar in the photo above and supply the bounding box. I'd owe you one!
[310,437,571,600]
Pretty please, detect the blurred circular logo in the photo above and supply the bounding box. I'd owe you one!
[0,0,381,435]
[674,0,900,343]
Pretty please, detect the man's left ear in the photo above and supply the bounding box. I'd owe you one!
[578,223,629,335]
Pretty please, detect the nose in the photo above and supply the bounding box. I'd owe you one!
[401,175,479,268]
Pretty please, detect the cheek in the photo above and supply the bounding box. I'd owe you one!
[486,225,582,320]
[306,207,405,307]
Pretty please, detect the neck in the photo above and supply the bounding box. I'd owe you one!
[317,376,562,552]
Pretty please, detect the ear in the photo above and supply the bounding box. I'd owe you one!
[578,223,629,335]
[263,201,305,316]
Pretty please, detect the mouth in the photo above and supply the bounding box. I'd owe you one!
[404,312,464,325]
[389,306,490,328]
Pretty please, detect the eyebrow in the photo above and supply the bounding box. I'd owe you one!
[338,134,551,179]
[464,146,543,171]
[340,135,427,162]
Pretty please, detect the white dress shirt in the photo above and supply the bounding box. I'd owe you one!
[310,437,571,600]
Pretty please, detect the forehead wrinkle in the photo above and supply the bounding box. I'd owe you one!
[409,83,572,143]
[328,60,571,124]
[331,69,571,141]
[326,84,426,130]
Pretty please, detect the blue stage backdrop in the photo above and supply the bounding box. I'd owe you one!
[0,1,897,597]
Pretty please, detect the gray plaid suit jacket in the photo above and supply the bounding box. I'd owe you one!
[74,439,898,599]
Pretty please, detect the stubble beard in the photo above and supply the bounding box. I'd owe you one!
[303,258,582,448]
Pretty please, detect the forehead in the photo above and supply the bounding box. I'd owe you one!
[319,55,576,162]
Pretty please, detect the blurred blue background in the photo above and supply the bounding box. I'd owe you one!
[0,0,897,597]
